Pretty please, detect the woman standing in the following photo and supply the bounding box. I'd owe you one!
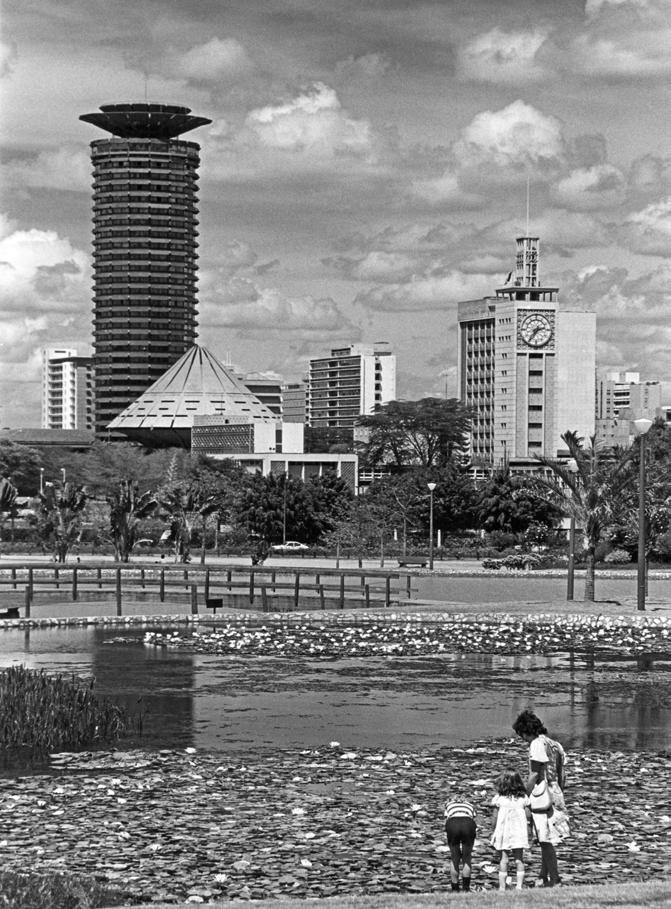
[512,710,569,888]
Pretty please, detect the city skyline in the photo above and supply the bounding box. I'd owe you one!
[2,0,671,427]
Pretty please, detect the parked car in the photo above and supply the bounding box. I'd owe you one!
[271,541,310,552]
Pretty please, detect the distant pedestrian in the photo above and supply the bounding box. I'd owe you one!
[512,709,569,887]
[489,770,530,891]
[444,790,477,892]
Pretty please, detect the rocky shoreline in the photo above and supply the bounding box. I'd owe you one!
[1,742,669,904]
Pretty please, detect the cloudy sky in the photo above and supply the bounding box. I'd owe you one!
[2,0,671,427]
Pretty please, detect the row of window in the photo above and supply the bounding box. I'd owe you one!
[95,252,192,262]
[92,160,197,170]
[94,231,197,241]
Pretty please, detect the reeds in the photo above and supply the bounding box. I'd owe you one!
[0,665,128,755]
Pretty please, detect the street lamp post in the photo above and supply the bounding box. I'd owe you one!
[61,468,66,486]
[427,482,437,570]
[282,473,288,545]
[634,418,653,612]
[39,468,44,496]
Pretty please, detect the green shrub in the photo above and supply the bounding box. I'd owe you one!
[485,530,518,550]
[604,548,632,564]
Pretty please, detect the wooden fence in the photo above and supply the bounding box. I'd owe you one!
[0,562,414,618]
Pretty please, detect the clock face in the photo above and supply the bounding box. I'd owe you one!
[520,313,552,347]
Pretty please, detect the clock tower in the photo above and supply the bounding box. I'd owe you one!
[457,235,596,469]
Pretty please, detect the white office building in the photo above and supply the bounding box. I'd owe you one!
[307,343,396,430]
[41,348,94,430]
[457,236,596,469]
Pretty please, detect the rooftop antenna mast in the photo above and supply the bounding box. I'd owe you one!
[525,174,530,236]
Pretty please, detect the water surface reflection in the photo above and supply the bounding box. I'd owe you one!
[0,627,668,755]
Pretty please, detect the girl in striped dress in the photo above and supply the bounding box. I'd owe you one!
[444,791,477,892]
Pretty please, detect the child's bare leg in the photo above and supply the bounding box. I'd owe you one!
[461,839,473,891]
[498,850,509,891]
[512,848,525,889]
[448,842,461,889]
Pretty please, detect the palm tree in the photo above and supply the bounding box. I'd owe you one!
[157,485,218,564]
[0,477,18,555]
[39,481,88,563]
[107,480,157,562]
[532,431,636,601]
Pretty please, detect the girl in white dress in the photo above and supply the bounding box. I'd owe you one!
[490,770,531,891]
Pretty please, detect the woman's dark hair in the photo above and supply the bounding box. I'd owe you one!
[495,770,527,798]
[512,709,547,738]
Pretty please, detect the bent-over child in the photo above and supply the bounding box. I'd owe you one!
[444,792,477,892]
[490,770,530,891]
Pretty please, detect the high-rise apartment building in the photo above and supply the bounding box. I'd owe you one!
[307,343,396,430]
[41,348,94,430]
[79,103,211,437]
[457,237,596,468]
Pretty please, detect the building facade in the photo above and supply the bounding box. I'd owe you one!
[306,343,396,430]
[595,370,662,448]
[41,348,94,430]
[282,382,307,423]
[79,103,211,437]
[238,374,283,416]
[457,236,596,469]
[596,371,661,420]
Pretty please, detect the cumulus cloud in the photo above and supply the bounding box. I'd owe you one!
[334,221,470,256]
[204,83,383,179]
[457,28,549,83]
[571,0,671,77]
[585,0,652,19]
[0,219,91,425]
[551,164,626,210]
[410,171,484,208]
[454,100,565,185]
[246,83,373,157]
[202,285,353,336]
[628,154,671,201]
[558,263,671,377]
[199,266,354,338]
[325,250,423,283]
[1,146,91,193]
[334,52,392,81]
[0,39,17,77]
[355,269,493,312]
[620,198,671,256]
[478,211,611,258]
[0,222,90,315]
[177,37,252,82]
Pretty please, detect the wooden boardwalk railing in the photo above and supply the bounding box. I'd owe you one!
[0,562,414,618]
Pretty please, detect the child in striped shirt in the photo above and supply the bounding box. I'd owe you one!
[444,793,477,892]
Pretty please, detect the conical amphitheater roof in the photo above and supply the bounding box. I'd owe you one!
[108,345,277,446]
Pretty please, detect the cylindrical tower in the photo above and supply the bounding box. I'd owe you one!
[79,103,211,438]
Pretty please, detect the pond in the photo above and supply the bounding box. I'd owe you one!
[0,624,669,759]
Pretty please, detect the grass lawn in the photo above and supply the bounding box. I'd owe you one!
[130,880,671,909]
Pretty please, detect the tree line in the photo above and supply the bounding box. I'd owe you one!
[1,398,671,602]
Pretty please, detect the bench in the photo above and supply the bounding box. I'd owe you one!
[0,607,20,619]
[205,597,224,613]
[397,559,427,568]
